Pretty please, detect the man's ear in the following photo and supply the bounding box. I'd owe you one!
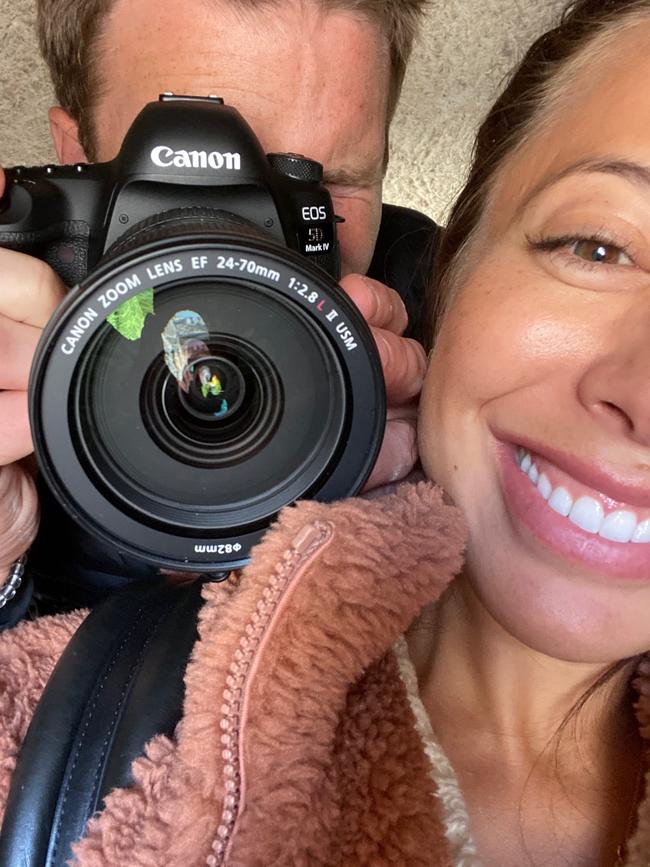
[49,107,88,164]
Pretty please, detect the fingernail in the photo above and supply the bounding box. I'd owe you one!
[388,419,417,482]
[361,276,380,320]
[394,293,408,323]
[378,332,393,366]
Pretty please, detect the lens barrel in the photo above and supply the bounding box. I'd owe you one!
[30,219,385,572]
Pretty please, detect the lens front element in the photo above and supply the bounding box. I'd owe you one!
[179,356,245,421]
[145,329,284,469]
[31,239,385,571]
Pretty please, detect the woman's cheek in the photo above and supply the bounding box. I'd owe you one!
[418,269,544,480]
[424,279,509,403]
[428,263,588,407]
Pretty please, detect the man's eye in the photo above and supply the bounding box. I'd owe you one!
[570,238,633,266]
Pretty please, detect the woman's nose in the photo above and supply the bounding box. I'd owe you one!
[577,313,650,447]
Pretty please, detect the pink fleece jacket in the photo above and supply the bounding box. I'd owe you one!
[0,483,649,867]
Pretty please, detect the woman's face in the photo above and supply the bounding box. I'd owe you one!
[420,22,650,663]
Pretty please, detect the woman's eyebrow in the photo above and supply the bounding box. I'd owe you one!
[518,157,650,213]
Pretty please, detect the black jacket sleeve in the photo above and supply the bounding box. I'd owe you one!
[0,571,33,631]
[367,204,439,340]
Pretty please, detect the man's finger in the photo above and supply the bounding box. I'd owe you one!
[374,328,427,404]
[0,462,40,572]
[0,247,66,328]
[339,274,408,336]
[362,416,418,491]
[0,315,42,390]
[0,391,32,464]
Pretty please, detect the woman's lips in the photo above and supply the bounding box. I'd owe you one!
[498,442,650,581]
[509,437,650,508]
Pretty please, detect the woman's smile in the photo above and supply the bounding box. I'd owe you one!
[498,439,650,581]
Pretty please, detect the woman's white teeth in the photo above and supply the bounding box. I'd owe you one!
[548,487,572,517]
[569,496,604,534]
[632,520,650,544]
[516,449,650,543]
[537,473,552,500]
[599,511,637,543]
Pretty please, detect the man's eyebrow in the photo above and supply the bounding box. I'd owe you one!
[322,165,383,187]
[518,157,650,212]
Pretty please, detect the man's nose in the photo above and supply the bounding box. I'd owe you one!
[577,312,650,447]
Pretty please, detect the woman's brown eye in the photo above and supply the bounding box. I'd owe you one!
[570,239,632,265]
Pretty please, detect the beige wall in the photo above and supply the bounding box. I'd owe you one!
[0,0,565,222]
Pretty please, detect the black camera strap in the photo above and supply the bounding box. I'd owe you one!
[0,578,205,867]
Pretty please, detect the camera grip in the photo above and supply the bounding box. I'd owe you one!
[0,221,90,287]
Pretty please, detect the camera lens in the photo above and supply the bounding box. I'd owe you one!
[140,331,284,468]
[72,276,348,524]
[31,232,385,571]
[178,356,246,422]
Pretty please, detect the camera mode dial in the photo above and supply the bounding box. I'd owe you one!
[268,153,323,183]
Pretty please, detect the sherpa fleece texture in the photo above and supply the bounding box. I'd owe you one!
[1,482,649,867]
[0,483,464,866]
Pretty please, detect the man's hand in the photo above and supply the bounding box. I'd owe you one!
[339,274,427,490]
[0,166,66,577]
[0,462,40,578]
[0,155,425,579]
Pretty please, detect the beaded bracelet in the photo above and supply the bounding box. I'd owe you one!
[0,554,26,609]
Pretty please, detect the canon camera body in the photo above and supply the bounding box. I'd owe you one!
[0,95,385,573]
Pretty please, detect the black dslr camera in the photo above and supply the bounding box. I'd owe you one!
[0,95,384,572]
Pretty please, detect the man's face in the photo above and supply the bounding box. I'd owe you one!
[85,0,390,276]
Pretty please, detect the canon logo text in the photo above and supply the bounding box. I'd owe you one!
[150,146,242,171]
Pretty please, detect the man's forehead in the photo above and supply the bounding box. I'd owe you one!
[94,0,389,172]
[100,0,389,83]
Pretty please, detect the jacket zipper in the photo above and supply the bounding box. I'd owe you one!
[205,521,333,866]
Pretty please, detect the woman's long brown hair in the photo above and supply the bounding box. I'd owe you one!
[422,0,650,350]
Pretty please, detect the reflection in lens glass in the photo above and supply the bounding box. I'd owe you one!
[162,309,210,388]
[72,280,348,521]
[181,355,246,421]
[197,364,227,411]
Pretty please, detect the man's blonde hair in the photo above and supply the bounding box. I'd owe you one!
[37,0,429,159]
